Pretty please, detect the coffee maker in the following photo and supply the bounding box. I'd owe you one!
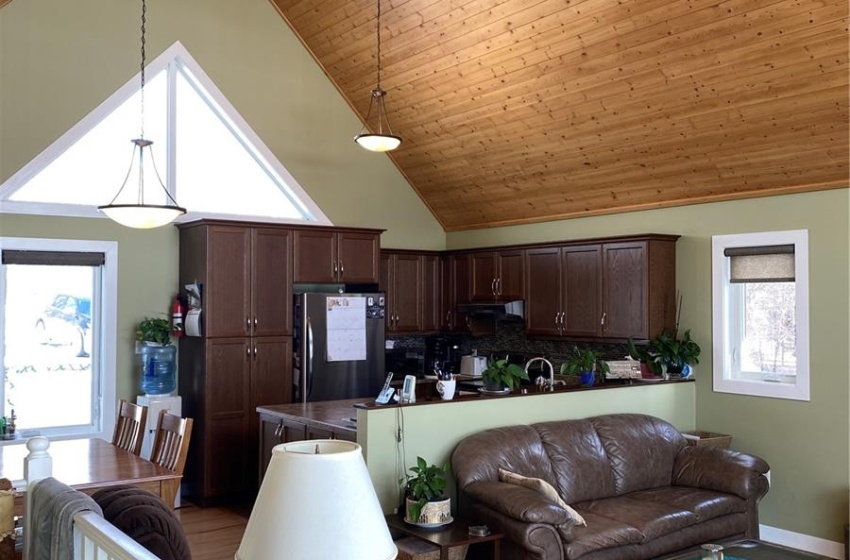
[424,336,461,375]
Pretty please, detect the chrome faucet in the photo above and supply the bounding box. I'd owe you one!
[525,357,555,392]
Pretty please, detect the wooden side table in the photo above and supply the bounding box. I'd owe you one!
[385,513,503,560]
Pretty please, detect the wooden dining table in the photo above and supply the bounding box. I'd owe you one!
[1,437,181,514]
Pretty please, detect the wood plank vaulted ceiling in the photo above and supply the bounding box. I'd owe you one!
[274,0,848,231]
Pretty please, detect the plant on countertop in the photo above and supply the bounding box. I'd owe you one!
[136,317,173,345]
[627,338,663,376]
[560,347,611,377]
[651,329,701,374]
[482,358,529,391]
[401,457,449,523]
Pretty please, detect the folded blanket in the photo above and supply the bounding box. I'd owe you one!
[29,477,103,560]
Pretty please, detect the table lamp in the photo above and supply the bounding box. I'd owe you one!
[235,440,398,560]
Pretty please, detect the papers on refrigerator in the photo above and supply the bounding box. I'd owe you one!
[325,296,367,362]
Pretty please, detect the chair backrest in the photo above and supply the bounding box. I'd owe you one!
[111,400,148,456]
[150,410,193,475]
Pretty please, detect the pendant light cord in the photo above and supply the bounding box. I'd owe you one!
[139,0,147,139]
[376,0,382,89]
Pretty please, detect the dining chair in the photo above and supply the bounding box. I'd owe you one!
[150,410,193,509]
[111,399,148,456]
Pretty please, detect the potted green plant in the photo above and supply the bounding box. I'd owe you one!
[481,358,529,392]
[136,316,176,395]
[560,347,610,387]
[651,329,701,377]
[401,457,451,525]
[627,338,663,378]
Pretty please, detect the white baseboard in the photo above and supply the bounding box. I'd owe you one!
[760,524,846,559]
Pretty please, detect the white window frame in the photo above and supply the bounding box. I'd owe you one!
[711,230,810,400]
[0,41,331,227]
[0,237,117,443]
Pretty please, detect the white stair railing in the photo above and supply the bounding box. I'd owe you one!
[23,436,158,560]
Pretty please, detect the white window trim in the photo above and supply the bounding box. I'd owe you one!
[711,229,810,401]
[0,236,118,443]
[0,41,331,227]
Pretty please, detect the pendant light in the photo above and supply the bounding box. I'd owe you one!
[354,0,401,152]
[99,0,186,229]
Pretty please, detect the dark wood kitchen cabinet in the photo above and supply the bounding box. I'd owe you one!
[380,250,441,334]
[293,227,381,284]
[441,253,471,332]
[525,235,678,341]
[177,219,294,503]
[470,249,525,301]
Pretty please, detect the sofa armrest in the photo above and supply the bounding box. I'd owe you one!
[463,481,574,531]
[673,446,770,500]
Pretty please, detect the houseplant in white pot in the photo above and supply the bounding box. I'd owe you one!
[401,457,451,526]
[136,317,177,395]
[481,358,528,393]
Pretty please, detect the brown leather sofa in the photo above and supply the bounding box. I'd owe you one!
[452,413,770,560]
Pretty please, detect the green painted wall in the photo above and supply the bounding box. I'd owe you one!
[360,382,696,514]
[448,189,850,543]
[0,0,444,250]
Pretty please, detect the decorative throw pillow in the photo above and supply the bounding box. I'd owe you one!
[498,468,587,527]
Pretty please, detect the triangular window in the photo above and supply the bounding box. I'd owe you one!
[0,42,330,225]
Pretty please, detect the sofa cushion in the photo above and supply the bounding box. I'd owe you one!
[534,419,617,503]
[453,425,556,488]
[630,486,747,522]
[589,414,687,495]
[574,495,698,541]
[498,468,587,526]
[562,512,643,559]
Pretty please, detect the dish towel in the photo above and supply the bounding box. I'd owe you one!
[29,477,103,560]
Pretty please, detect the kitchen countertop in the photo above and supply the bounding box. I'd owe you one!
[257,398,368,436]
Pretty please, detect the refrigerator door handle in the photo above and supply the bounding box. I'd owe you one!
[306,317,314,401]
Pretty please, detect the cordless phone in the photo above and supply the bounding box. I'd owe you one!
[376,372,395,405]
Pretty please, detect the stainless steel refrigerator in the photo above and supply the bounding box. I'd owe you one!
[294,292,386,402]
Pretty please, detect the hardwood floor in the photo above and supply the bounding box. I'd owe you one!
[175,504,249,560]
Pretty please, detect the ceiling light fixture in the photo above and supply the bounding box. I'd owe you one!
[99,0,186,229]
[354,0,401,153]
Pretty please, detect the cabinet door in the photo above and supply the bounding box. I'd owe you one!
[306,425,335,440]
[337,231,380,284]
[562,245,603,337]
[206,227,251,337]
[392,254,422,333]
[293,229,337,283]
[602,242,647,339]
[259,417,282,482]
[525,248,562,336]
[497,249,525,300]
[470,252,498,301]
[448,254,471,331]
[421,255,441,333]
[252,228,292,336]
[205,338,251,496]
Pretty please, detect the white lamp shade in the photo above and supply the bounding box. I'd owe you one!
[98,204,185,229]
[354,133,402,152]
[236,440,397,560]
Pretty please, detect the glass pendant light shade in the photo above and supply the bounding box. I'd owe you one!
[98,138,186,229]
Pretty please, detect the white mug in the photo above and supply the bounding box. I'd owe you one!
[436,379,456,400]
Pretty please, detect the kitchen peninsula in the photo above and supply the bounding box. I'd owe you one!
[257,379,695,512]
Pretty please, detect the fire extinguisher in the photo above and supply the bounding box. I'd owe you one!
[171,297,185,338]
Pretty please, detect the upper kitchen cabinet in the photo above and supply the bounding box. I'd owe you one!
[178,221,292,338]
[380,250,441,334]
[470,249,525,301]
[525,235,678,341]
[293,228,381,284]
[441,253,472,332]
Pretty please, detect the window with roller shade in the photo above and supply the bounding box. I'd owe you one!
[0,237,117,441]
[711,230,809,400]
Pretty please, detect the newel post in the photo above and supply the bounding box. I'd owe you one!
[23,436,52,560]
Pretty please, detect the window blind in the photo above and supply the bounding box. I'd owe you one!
[723,244,794,283]
[1,250,105,266]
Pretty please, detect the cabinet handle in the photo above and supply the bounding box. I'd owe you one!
[497,277,502,295]
[491,278,497,296]
[560,311,566,326]
[339,260,344,276]
[274,422,282,438]
[333,260,338,275]
[600,312,606,330]
[554,312,560,328]
[246,346,251,357]
[254,317,258,328]
[246,317,251,332]
[254,344,258,357]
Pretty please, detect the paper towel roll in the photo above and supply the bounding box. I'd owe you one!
[186,309,202,337]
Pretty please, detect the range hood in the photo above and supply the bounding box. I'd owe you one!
[457,300,524,320]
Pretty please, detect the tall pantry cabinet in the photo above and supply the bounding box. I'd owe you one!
[177,220,293,504]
